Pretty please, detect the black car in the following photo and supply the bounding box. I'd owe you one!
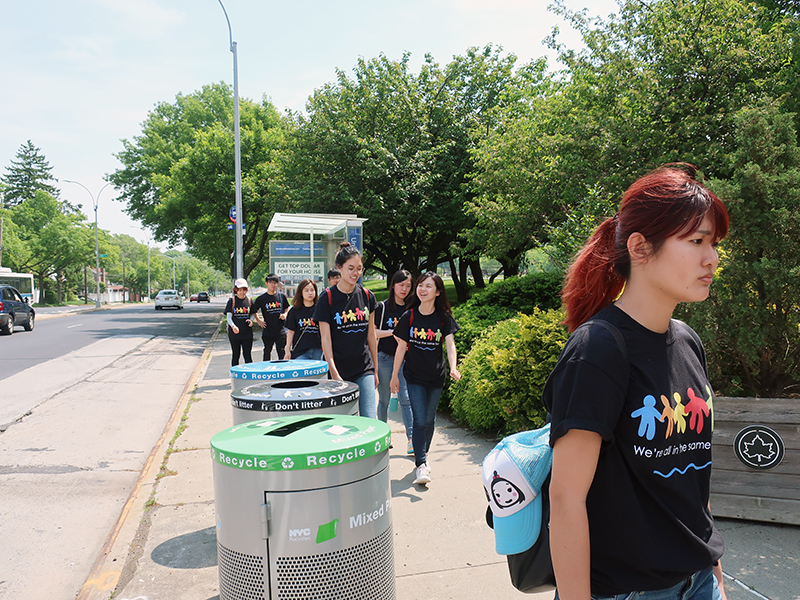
[0,285,35,335]
[197,291,211,302]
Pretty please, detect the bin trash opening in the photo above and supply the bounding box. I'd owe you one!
[264,416,332,437]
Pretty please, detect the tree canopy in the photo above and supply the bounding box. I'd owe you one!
[1,140,60,209]
[108,83,290,278]
[289,46,517,299]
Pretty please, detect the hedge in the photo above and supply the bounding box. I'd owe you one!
[449,308,569,434]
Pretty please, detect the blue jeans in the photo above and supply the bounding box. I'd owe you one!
[294,348,323,361]
[406,383,442,466]
[376,352,413,440]
[557,567,722,600]
[351,372,377,419]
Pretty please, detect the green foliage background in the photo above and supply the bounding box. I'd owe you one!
[449,309,569,434]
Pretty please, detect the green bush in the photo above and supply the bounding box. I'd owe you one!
[449,308,568,434]
[451,272,562,358]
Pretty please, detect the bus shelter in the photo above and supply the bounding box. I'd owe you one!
[267,213,367,285]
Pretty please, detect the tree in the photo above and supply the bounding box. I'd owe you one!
[9,191,95,302]
[108,83,290,278]
[290,46,516,301]
[1,141,60,208]
[679,102,800,396]
[467,0,797,274]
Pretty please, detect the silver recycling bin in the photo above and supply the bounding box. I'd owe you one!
[231,379,359,425]
[230,359,328,392]
[211,415,395,600]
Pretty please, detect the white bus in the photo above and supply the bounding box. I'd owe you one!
[0,268,38,304]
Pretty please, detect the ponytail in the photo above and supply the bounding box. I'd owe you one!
[562,217,625,332]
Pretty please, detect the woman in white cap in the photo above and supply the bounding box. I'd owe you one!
[224,278,254,366]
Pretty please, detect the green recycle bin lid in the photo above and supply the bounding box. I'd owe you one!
[210,415,391,472]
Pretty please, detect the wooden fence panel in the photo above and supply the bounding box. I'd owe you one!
[710,397,800,525]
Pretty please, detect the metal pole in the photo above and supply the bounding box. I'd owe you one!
[218,0,244,280]
[147,237,151,302]
[64,180,111,309]
[121,253,126,303]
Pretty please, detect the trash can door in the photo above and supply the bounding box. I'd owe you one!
[265,467,395,600]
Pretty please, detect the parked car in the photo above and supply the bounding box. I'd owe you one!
[189,294,198,302]
[155,289,184,310]
[0,285,35,334]
[197,291,210,303]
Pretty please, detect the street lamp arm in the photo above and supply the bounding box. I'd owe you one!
[63,179,114,310]
[217,0,235,52]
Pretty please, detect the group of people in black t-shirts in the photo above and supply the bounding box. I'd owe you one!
[223,242,461,486]
[224,163,733,600]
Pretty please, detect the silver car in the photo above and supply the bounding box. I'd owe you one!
[155,289,184,310]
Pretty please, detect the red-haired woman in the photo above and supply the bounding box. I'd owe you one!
[543,164,729,600]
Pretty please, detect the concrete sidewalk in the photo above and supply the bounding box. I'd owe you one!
[78,331,799,600]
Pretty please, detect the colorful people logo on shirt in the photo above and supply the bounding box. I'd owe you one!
[632,385,714,441]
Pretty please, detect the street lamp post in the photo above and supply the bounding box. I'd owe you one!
[217,0,244,280]
[145,234,151,302]
[164,254,178,290]
[64,180,111,309]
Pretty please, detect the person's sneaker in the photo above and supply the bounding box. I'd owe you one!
[413,463,431,485]
[406,439,414,455]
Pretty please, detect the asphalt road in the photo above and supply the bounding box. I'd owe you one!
[1,300,223,380]
[0,300,223,600]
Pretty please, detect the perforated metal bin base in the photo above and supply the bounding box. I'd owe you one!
[218,526,395,600]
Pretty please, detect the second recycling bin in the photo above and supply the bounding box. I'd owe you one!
[231,379,359,425]
[212,414,395,600]
[230,359,328,392]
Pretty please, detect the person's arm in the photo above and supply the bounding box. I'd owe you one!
[280,294,290,320]
[250,296,266,327]
[226,311,239,334]
[549,428,603,600]
[284,329,294,359]
[444,333,461,381]
[319,321,341,380]
[390,338,408,394]
[368,310,379,386]
[710,502,728,600]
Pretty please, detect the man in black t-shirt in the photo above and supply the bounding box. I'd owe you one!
[250,274,290,361]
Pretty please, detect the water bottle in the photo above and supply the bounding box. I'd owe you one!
[389,392,399,412]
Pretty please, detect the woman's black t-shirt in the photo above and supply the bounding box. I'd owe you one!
[543,304,724,595]
[313,284,377,381]
[375,300,409,356]
[224,296,253,340]
[394,308,459,388]
[286,304,321,358]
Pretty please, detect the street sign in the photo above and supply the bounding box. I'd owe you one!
[229,206,237,223]
[98,254,108,258]
[227,223,247,232]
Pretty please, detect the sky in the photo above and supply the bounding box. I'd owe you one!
[0,0,618,252]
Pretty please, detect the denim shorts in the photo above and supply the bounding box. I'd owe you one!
[557,567,722,600]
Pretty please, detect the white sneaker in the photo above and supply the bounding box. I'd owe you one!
[413,463,431,485]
